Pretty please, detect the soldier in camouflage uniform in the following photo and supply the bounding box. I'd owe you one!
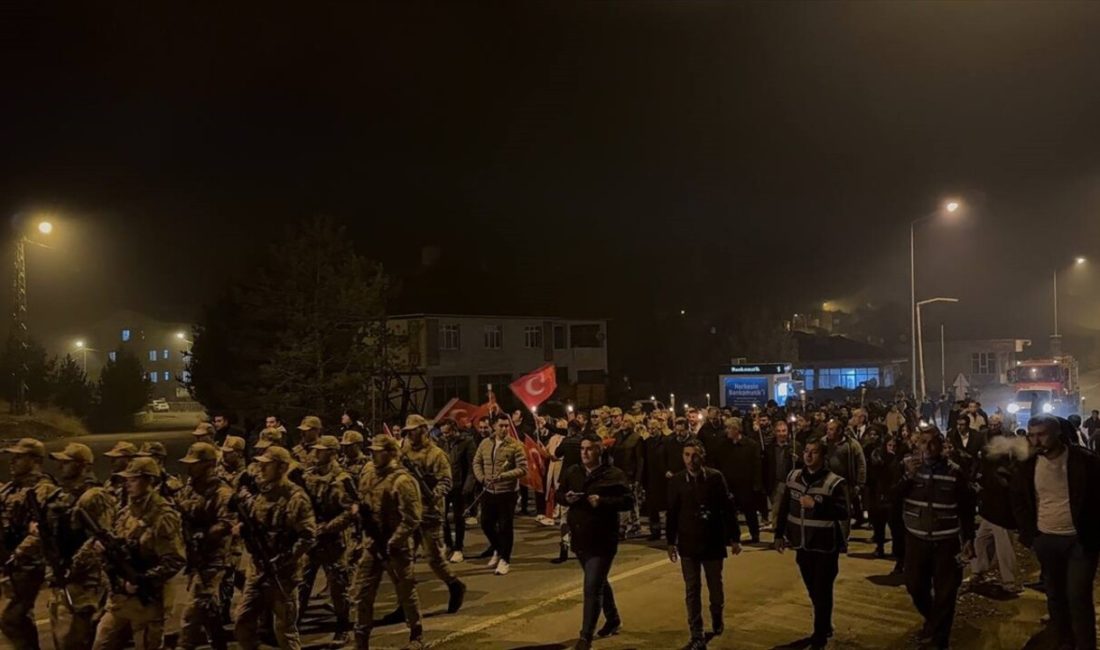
[136,442,184,500]
[292,416,323,467]
[400,415,466,615]
[353,434,424,650]
[340,430,368,478]
[102,441,139,508]
[216,436,248,625]
[298,435,357,643]
[191,422,219,448]
[0,438,56,650]
[91,456,186,650]
[175,443,235,650]
[39,443,117,650]
[233,446,317,650]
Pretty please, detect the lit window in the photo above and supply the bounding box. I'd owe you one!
[121,329,131,342]
[149,350,157,362]
[162,349,170,360]
[149,372,158,383]
[483,325,502,350]
[108,351,117,363]
[440,325,461,350]
[163,371,170,381]
[524,325,543,349]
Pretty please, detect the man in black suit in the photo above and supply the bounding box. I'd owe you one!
[947,414,985,480]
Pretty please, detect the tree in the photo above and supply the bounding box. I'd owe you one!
[0,333,56,407]
[51,354,93,417]
[189,216,393,424]
[88,350,150,432]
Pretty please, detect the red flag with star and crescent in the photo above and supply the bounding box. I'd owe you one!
[509,363,557,412]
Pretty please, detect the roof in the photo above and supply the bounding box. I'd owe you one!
[792,332,899,363]
[388,313,609,322]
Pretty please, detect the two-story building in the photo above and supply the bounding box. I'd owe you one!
[386,314,609,413]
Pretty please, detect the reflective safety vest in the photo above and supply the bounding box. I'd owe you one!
[784,468,845,553]
[902,463,962,542]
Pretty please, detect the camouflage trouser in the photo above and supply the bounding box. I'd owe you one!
[48,582,101,650]
[617,482,644,536]
[299,538,351,628]
[234,573,300,650]
[419,521,460,585]
[91,591,167,650]
[179,568,228,650]
[352,546,421,648]
[0,568,44,650]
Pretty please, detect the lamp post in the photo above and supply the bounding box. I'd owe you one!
[1053,256,1087,340]
[10,218,55,414]
[73,340,97,374]
[910,200,960,398]
[916,297,959,401]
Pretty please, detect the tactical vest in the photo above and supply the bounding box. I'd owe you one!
[902,464,961,542]
[784,468,845,553]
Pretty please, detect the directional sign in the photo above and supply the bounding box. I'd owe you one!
[953,373,970,401]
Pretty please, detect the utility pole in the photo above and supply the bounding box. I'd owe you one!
[10,238,28,414]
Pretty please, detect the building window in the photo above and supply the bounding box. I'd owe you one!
[570,324,603,348]
[477,374,513,405]
[440,324,461,351]
[483,325,502,350]
[148,350,157,362]
[576,369,605,384]
[553,325,567,349]
[121,329,131,342]
[806,367,880,390]
[108,351,117,363]
[971,352,993,375]
[163,371,170,381]
[523,325,543,349]
[162,349,170,360]
[181,370,192,383]
[149,372,158,383]
[432,375,471,408]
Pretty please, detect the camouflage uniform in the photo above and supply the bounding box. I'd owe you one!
[401,434,460,587]
[175,443,235,650]
[233,447,317,650]
[215,436,248,623]
[0,439,56,650]
[292,415,322,467]
[39,444,117,650]
[353,436,423,649]
[92,457,186,650]
[298,436,357,635]
[340,430,368,479]
[102,441,140,510]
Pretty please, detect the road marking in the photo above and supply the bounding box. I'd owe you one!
[427,557,669,648]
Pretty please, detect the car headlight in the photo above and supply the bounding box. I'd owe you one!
[1042,403,1055,413]
[1007,403,1020,414]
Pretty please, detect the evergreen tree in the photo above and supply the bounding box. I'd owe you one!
[89,350,150,432]
[51,354,92,416]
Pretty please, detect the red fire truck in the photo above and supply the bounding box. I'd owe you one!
[1006,356,1081,423]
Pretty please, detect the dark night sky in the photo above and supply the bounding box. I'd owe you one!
[3,2,1100,369]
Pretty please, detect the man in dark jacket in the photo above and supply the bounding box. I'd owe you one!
[716,418,763,543]
[775,439,849,649]
[970,433,1024,593]
[897,425,976,650]
[440,418,476,562]
[1012,415,1100,650]
[764,419,800,530]
[558,435,634,650]
[611,423,645,538]
[663,417,697,477]
[667,439,741,650]
[824,418,866,544]
[696,407,725,468]
[947,414,985,481]
[643,420,670,541]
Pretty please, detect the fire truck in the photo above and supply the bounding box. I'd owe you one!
[1006,356,1081,423]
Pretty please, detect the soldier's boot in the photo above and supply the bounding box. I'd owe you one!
[378,607,406,626]
[550,543,569,564]
[446,580,467,614]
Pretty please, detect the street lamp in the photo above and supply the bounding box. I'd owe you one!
[73,340,97,373]
[10,216,56,414]
[1052,256,1086,348]
[916,297,960,400]
[910,200,962,398]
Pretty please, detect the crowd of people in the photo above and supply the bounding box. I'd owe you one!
[0,394,1097,650]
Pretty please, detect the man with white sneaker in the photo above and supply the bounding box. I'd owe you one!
[473,415,529,575]
[440,418,476,563]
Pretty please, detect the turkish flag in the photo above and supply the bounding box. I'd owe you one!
[509,364,558,412]
[433,398,481,429]
[519,428,546,493]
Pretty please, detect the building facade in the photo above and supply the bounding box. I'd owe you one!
[386,314,609,413]
[938,338,1032,393]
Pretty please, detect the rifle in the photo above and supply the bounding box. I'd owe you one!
[0,483,30,566]
[342,476,389,562]
[400,456,439,501]
[77,509,153,605]
[178,509,205,576]
[230,474,290,598]
[23,489,75,608]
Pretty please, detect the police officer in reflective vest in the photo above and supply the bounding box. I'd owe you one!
[774,438,848,650]
[897,425,975,650]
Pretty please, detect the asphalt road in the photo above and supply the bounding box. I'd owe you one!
[3,508,1059,650]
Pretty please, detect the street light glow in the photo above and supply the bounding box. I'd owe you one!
[75,340,84,348]
[1076,256,1087,265]
[945,201,960,213]
[176,331,187,340]
[37,221,53,235]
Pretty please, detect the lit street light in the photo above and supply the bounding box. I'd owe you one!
[910,199,963,399]
[1053,256,1087,345]
[37,221,53,235]
[73,340,97,373]
[10,215,56,414]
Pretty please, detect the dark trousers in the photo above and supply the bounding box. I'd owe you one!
[443,489,467,551]
[889,514,906,561]
[732,492,760,541]
[481,491,518,562]
[904,536,961,648]
[796,550,839,639]
[870,506,889,547]
[680,557,724,641]
[1034,533,1099,650]
[576,553,619,640]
